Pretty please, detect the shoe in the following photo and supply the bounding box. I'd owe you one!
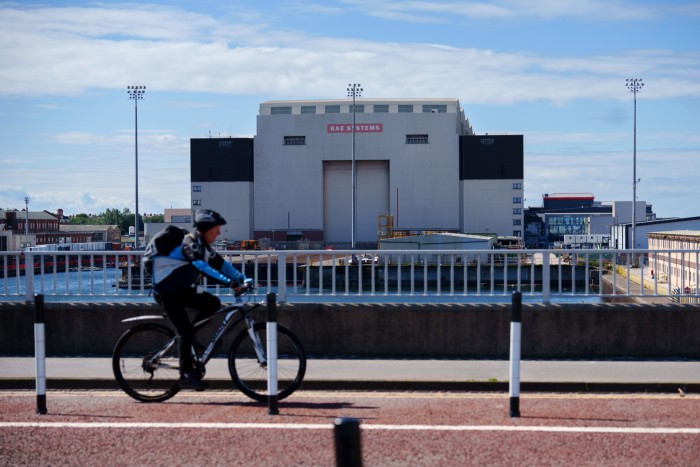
[178,373,209,391]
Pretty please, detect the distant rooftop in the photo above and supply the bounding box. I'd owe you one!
[542,193,595,200]
[259,98,463,115]
[648,230,700,238]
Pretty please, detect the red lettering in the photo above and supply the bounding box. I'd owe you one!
[326,123,384,133]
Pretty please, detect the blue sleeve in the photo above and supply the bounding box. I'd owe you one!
[191,259,236,285]
[220,259,246,284]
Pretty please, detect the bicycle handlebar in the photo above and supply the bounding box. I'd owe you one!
[232,279,255,297]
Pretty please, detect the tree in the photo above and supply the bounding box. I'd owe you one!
[68,213,93,225]
[65,208,147,233]
[144,214,164,223]
[100,208,143,233]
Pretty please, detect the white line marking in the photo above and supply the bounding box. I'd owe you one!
[364,425,700,434]
[1,422,698,434]
[3,390,696,400]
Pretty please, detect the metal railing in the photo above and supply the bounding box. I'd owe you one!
[1,248,698,303]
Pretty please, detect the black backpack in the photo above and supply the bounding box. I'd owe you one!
[143,225,188,269]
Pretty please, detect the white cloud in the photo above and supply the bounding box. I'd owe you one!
[0,3,698,103]
[338,0,658,21]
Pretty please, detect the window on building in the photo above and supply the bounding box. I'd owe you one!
[349,104,364,113]
[513,183,522,189]
[284,136,306,145]
[300,106,316,114]
[513,230,522,237]
[513,197,522,204]
[513,208,521,215]
[513,219,522,226]
[193,185,201,192]
[325,105,340,113]
[398,104,414,113]
[406,134,429,144]
[374,104,389,113]
[422,105,447,113]
[193,200,201,206]
[271,106,292,115]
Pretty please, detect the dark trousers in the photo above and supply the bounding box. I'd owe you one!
[157,289,221,375]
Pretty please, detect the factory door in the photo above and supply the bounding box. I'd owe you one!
[323,160,389,247]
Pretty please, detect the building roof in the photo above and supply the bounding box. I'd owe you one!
[0,210,58,221]
[618,216,700,227]
[379,232,493,250]
[59,224,117,232]
[261,97,460,106]
[542,193,595,200]
[259,98,463,114]
[648,230,700,238]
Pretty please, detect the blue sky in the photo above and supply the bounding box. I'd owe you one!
[1,0,699,219]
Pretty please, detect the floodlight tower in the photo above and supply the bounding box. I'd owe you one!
[127,85,146,248]
[625,78,643,255]
[24,196,30,235]
[347,83,362,250]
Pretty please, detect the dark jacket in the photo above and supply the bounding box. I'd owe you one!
[152,232,246,294]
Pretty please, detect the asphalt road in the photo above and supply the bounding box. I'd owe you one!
[2,389,699,466]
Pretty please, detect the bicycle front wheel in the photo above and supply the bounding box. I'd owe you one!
[228,323,306,402]
[112,323,181,403]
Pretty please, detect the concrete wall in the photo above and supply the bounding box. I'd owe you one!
[2,301,699,359]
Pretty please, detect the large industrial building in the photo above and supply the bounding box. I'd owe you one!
[190,98,524,247]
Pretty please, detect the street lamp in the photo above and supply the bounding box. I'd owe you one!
[347,83,362,250]
[127,85,146,248]
[24,196,30,236]
[625,78,643,254]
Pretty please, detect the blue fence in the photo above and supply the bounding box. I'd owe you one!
[1,248,698,303]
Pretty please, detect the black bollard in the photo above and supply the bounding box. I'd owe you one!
[334,417,362,467]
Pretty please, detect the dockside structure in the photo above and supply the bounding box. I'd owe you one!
[190,98,524,247]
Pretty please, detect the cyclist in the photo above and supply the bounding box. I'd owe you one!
[151,209,250,390]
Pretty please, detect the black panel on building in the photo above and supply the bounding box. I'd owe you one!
[459,135,523,180]
[190,138,254,182]
[542,195,596,211]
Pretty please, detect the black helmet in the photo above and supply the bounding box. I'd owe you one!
[194,209,226,234]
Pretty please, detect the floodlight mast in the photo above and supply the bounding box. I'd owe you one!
[625,78,643,258]
[347,83,362,250]
[127,85,146,249]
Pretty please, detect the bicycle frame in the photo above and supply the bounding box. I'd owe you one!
[194,300,266,366]
[122,294,267,372]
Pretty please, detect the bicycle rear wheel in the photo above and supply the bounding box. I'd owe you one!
[112,323,181,403]
[228,323,306,402]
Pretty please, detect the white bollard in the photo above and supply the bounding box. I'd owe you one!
[266,293,279,415]
[509,291,522,418]
[34,294,47,415]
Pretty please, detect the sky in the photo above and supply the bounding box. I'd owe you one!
[1,0,699,220]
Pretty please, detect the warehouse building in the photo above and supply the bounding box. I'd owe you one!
[190,98,523,248]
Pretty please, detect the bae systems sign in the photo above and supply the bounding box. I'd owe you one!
[327,123,384,133]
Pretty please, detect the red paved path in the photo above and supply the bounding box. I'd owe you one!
[2,390,699,465]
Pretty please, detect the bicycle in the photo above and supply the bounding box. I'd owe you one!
[112,286,306,403]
